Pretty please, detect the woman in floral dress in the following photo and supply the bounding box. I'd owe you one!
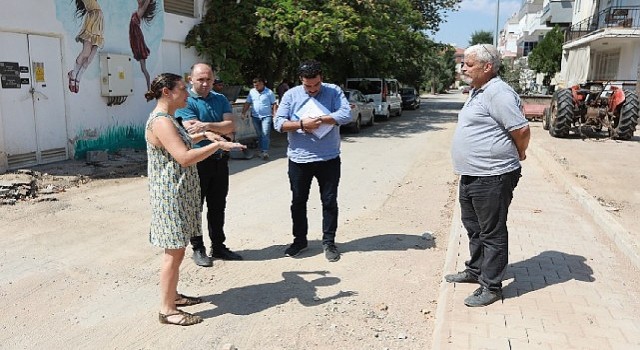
[144,73,245,326]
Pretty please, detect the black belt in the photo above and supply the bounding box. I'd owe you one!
[210,152,230,160]
[460,168,521,184]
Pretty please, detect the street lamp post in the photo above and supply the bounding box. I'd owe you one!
[494,0,500,46]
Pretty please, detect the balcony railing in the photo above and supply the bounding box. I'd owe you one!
[565,6,640,42]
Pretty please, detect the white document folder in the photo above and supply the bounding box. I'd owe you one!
[294,97,334,139]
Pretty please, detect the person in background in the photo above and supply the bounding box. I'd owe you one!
[445,44,530,307]
[144,73,245,325]
[175,63,244,267]
[276,79,290,102]
[212,78,224,93]
[242,77,277,160]
[274,60,352,262]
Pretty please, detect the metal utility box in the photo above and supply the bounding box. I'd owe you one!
[99,54,133,97]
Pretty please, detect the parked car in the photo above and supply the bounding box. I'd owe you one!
[341,89,375,133]
[461,85,471,94]
[399,87,420,110]
[345,77,402,120]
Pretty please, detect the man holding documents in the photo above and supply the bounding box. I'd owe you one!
[274,60,352,262]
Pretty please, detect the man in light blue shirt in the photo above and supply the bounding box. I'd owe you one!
[274,60,351,262]
[242,77,277,160]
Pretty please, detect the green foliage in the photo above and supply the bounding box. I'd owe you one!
[469,30,493,46]
[499,59,526,94]
[418,43,456,93]
[410,0,462,32]
[185,0,459,89]
[528,26,563,86]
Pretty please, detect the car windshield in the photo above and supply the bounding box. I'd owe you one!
[400,88,414,95]
[346,80,381,95]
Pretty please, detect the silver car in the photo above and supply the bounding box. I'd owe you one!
[342,89,375,133]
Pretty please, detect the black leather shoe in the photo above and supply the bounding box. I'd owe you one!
[444,271,478,284]
[210,247,243,260]
[285,242,308,257]
[464,286,502,307]
[192,248,213,267]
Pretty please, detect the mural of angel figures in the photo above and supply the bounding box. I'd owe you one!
[68,0,104,94]
[129,0,157,90]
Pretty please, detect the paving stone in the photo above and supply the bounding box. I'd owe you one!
[432,146,640,350]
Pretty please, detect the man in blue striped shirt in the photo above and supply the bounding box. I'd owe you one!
[274,60,352,262]
[241,77,277,160]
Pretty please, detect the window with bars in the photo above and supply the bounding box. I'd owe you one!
[164,0,195,17]
[593,50,620,80]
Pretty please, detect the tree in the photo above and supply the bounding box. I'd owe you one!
[185,0,459,88]
[469,30,493,46]
[409,0,461,32]
[528,26,564,87]
[500,58,526,94]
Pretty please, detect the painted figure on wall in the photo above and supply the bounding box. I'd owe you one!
[129,0,156,90]
[68,0,104,94]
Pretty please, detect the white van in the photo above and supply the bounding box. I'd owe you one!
[345,78,402,120]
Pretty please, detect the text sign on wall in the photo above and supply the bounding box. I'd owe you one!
[0,62,19,75]
[1,74,21,88]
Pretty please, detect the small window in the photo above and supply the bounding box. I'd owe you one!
[164,0,195,18]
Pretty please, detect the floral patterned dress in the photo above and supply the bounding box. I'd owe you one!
[146,112,201,249]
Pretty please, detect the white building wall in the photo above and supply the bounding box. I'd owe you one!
[617,42,640,81]
[0,0,204,171]
[572,0,598,24]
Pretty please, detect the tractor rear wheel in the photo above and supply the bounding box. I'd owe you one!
[611,90,639,140]
[549,88,573,137]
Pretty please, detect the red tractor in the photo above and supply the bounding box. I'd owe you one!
[543,82,639,140]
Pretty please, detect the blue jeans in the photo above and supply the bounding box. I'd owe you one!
[288,157,341,246]
[459,168,521,292]
[252,116,272,152]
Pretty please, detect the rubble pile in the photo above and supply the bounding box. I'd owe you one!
[0,170,39,205]
[0,170,68,205]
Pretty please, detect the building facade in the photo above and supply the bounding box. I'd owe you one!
[0,0,205,172]
[559,0,640,89]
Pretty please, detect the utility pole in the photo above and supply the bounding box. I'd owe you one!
[494,0,500,46]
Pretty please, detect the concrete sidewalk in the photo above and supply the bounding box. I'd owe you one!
[432,142,640,349]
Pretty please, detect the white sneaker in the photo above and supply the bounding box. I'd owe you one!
[261,151,269,160]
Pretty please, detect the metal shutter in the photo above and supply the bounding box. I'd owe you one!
[164,0,195,18]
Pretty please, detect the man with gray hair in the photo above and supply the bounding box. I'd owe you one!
[445,44,530,307]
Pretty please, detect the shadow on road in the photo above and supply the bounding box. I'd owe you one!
[236,233,435,262]
[502,250,594,299]
[196,270,355,318]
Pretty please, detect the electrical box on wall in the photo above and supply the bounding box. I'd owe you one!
[99,53,133,97]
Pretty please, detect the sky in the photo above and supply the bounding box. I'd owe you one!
[431,0,523,49]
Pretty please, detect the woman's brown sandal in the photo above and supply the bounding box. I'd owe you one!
[158,310,203,326]
[175,293,203,306]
